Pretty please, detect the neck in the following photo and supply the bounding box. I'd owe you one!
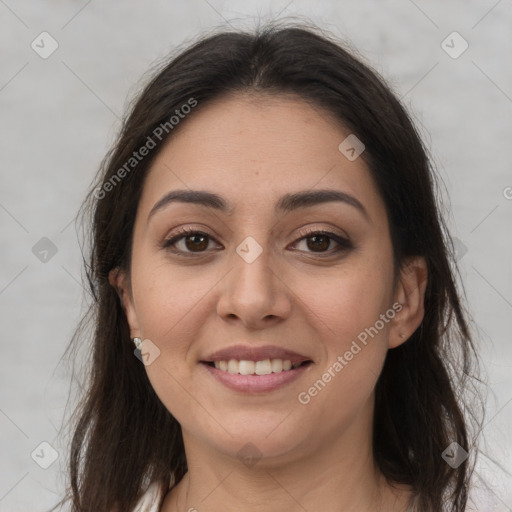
[162,412,411,512]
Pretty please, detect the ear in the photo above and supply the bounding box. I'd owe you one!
[108,267,141,339]
[388,256,428,349]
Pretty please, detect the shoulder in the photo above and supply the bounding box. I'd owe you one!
[132,481,166,512]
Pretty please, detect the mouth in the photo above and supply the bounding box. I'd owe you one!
[199,345,313,393]
[201,359,312,375]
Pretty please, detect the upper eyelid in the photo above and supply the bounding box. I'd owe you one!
[163,225,349,242]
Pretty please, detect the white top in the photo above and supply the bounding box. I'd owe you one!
[132,481,166,512]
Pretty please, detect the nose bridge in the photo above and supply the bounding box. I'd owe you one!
[233,236,275,303]
[217,234,290,326]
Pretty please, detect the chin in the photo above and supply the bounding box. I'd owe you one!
[185,410,313,464]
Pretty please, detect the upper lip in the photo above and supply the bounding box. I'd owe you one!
[202,345,312,364]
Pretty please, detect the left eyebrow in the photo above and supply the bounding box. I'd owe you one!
[147,188,370,223]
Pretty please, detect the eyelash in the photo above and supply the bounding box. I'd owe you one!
[161,226,353,257]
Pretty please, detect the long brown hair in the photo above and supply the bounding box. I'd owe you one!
[51,20,483,512]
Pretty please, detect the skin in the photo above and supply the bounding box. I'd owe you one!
[111,93,427,512]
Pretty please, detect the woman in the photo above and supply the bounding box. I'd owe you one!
[55,21,482,512]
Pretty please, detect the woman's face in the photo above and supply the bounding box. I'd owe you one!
[117,93,421,464]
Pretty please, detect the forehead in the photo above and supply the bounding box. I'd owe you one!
[138,93,386,222]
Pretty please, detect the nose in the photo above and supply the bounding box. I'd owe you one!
[216,245,292,330]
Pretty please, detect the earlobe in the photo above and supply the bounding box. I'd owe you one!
[389,256,428,349]
[108,267,141,338]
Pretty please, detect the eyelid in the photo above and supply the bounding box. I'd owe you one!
[295,225,351,243]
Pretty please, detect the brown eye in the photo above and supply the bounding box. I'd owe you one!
[305,234,331,252]
[293,230,353,255]
[163,229,219,255]
[183,233,209,252]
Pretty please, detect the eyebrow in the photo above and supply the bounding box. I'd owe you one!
[148,188,370,222]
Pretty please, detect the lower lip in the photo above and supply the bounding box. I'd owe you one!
[200,362,312,393]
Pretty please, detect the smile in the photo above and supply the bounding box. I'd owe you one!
[200,359,313,393]
[204,358,310,375]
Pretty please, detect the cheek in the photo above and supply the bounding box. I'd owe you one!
[292,278,392,439]
[129,252,225,398]
[296,261,394,347]
[129,261,216,422]
[130,240,215,334]
[292,261,393,411]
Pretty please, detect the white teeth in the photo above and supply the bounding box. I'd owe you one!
[211,358,304,375]
[239,360,255,375]
[271,359,283,373]
[255,359,272,375]
[227,359,239,374]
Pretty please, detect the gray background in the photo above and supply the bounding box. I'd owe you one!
[1,1,511,510]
